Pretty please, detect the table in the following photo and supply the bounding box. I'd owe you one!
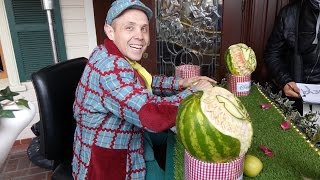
[166,85,320,180]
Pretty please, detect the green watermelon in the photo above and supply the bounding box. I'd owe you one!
[176,86,253,163]
[225,43,257,76]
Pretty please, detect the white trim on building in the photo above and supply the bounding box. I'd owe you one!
[0,0,26,91]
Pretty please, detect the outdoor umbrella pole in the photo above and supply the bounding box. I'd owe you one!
[46,10,58,64]
[42,0,58,64]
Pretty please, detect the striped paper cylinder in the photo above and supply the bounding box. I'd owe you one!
[172,65,200,133]
[184,150,244,180]
[175,65,200,79]
[227,74,251,96]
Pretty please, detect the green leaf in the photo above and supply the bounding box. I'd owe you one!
[0,86,29,118]
[0,96,6,101]
[0,110,15,118]
[16,99,30,109]
[0,86,19,101]
[311,131,320,144]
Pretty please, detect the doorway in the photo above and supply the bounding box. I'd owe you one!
[0,42,8,79]
[92,0,157,74]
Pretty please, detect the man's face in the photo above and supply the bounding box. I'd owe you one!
[106,9,150,61]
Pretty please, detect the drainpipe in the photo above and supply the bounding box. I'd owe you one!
[41,0,58,64]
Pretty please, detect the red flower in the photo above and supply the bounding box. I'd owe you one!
[260,103,272,110]
[259,145,274,157]
[281,120,291,130]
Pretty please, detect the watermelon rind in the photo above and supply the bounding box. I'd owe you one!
[225,43,257,76]
[176,87,253,163]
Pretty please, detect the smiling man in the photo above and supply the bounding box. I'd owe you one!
[71,0,214,179]
[105,9,150,61]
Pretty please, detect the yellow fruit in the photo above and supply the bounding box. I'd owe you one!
[243,154,263,177]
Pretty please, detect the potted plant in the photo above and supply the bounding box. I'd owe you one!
[0,86,29,118]
[0,86,36,167]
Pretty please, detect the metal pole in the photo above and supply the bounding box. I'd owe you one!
[46,10,58,64]
[41,0,58,64]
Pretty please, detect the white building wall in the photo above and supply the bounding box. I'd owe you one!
[60,0,94,59]
[0,0,97,140]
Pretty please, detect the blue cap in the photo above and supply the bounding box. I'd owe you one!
[106,0,153,25]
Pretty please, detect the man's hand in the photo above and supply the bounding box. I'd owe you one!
[283,81,300,98]
[178,76,216,89]
[191,79,215,91]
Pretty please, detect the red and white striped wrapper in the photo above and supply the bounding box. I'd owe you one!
[175,64,200,79]
[171,64,200,133]
[184,150,244,180]
[227,74,251,96]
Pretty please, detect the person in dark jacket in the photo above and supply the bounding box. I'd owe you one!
[264,0,320,99]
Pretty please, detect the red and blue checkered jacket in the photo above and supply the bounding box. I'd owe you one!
[72,38,194,180]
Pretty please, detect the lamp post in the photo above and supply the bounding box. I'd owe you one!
[41,0,58,64]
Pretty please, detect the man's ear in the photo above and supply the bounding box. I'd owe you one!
[104,24,115,40]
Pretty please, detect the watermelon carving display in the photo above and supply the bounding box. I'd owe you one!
[176,86,253,163]
[225,43,257,76]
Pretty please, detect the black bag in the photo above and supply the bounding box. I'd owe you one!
[27,122,54,170]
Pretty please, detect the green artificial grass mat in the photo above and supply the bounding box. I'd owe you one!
[173,85,320,180]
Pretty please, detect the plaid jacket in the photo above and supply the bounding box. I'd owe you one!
[72,38,194,180]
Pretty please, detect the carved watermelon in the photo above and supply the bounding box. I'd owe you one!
[176,86,253,163]
[225,43,257,76]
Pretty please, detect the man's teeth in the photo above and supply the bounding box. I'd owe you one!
[129,44,143,49]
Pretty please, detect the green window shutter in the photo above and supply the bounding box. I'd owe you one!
[5,0,67,82]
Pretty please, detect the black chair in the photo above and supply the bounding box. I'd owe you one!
[31,57,87,179]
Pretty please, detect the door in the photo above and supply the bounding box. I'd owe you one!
[93,0,157,75]
[220,0,292,83]
[93,1,235,80]
[239,0,292,83]
[93,0,292,82]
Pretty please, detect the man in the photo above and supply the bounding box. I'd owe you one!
[264,0,320,100]
[72,0,214,179]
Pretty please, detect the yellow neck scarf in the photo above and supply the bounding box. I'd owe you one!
[126,58,152,92]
